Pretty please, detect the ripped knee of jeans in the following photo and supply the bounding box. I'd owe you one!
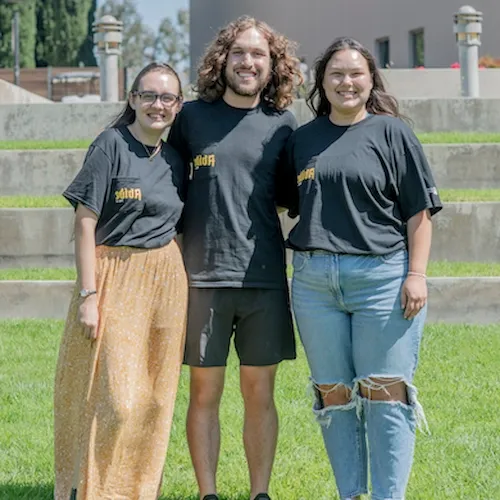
[355,375,430,434]
[309,379,357,427]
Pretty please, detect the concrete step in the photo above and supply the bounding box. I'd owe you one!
[1,203,500,268]
[2,100,500,141]
[280,202,500,264]
[1,278,498,323]
[1,144,500,195]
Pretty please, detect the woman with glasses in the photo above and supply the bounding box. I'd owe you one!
[54,62,187,500]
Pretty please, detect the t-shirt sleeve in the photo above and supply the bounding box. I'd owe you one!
[62,144,112,216]
[167,111,190,164]
[275,114,299,218]
[394,129,443,222]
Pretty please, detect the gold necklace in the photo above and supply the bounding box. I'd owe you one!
[141,141,162,161]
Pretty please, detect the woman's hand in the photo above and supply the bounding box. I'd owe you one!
[401,275,427,320]
[78,295,99,340]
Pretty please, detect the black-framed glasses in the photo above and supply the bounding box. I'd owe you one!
[133,91,181,106]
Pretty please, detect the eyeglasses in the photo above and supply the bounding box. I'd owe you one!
[133,91,181,106]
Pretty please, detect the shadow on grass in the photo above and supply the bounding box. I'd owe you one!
[0,484,249,500]
[0,483,54,499]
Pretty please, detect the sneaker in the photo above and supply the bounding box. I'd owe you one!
[202,496,219,500]
[253,494,271,500]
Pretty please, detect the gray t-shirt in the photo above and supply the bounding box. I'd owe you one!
[167,98,298,288]
[63,126,185,248]
[287,114,442,254]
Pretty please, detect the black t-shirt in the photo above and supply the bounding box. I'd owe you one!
[287,114,443,255]
[63,126,185,248]
[167,98,298,288]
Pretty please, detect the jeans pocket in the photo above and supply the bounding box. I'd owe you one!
[378,249,408,264]
[292,251,309,273]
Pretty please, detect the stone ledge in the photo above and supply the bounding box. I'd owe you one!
[0,278,498,323]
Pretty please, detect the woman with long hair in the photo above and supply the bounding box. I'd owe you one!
[287,38,442,499]
[54,62,187,500]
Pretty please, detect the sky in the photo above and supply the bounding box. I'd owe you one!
[136,0,188,31]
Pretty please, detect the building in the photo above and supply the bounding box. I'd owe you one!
[189,0,498,80]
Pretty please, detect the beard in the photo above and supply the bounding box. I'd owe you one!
[225,69,270,97]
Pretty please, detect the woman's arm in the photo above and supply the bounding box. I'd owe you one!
[75,204,99,339]
[401,209,432,320]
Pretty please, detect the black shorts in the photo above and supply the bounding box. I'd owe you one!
[184,288,296,367]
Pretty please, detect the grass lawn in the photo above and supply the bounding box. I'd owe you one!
[3,262,500,282]
[0,320,499,499]
[2,190,500,209]
[2,133,500,151]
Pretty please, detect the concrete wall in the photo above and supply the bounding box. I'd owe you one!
[2,99,500,141]
[1,278,498,323]
[2,145,498,196]
[0,79,52,104]
[190,0,500,76]
[380,69,500,99]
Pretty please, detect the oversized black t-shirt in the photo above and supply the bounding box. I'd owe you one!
[167,98,298,288]
[287,114,442,255]
[63,126,185,248]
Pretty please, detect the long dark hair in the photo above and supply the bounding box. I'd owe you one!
[109,62,183,128]
[307,37,401,118]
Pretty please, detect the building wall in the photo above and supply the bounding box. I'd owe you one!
[190,0,499,80]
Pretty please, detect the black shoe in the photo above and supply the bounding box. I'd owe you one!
[253,494,271,500]
[202,496,219,500]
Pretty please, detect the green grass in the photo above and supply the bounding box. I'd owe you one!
[417,132,500,144]
[1,189,500,208]
[0,140,91,150]
[439,189,500,202]
[1,133,500,151]
[0,320,498,499]
[0,196,70,208]
[0,268,76,280]
[4,262,500,282]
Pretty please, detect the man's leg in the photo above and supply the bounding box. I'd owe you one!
[187,366,226,498]
[240,364,278,499]
[234,289,296,499]
[184,288,235,498]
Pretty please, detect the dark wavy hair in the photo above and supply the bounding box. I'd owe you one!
[307,37,401,118]
[109,62,183,128]
[195,16,303,111]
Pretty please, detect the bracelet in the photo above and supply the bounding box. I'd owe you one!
[407,271,427,279]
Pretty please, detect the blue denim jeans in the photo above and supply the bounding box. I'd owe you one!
[291,250,428,500]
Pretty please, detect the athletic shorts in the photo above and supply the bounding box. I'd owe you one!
[184,288,296,367]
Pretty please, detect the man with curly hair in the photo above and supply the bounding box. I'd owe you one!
[168,16,302,500]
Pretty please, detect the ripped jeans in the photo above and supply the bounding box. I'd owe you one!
[291,250,428,500]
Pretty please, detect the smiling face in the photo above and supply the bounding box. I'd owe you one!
[129,69,182,137]
[223,27,272,106]
[322,48,373,123]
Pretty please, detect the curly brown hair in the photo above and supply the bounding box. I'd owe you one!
[196,16,303,110]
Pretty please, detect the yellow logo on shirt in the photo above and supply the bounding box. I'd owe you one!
[193,154,216,169]
[115,187,142,203]
[297,167,315,186]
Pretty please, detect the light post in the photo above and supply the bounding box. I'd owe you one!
[453,5,483,98]
[3,0,22,86]
[93,15,123,102]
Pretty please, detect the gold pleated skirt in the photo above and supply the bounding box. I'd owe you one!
[54,241,188,500]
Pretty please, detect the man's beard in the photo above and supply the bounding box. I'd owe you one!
[225,70,270,97]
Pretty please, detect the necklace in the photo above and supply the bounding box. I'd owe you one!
[141,141,162,161]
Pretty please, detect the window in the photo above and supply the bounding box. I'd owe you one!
[410,29,425,67]
[376,38,390,68]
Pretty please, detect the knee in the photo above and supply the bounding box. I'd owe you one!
[358,377,408,403]
[189,382,223,409]
[316,383,352,407]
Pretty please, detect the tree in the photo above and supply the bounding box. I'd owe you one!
[35,0,96,67]
[0,0,36,68]
[152,8,189,73]
[97,0,154,68]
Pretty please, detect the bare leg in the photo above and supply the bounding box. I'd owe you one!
[186,366,225,498]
